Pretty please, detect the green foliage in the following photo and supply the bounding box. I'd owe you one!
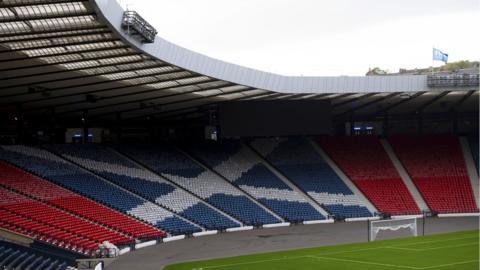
[440,60,479,72]
[165,230,479,270]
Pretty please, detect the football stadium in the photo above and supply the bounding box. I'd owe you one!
[0,0,478,269]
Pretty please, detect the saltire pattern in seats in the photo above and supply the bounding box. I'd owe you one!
[188,140,325,223]
[251,137,372,219]
[117,144,280,226]
[0,160,165,242]
[45,144,241,231]
[0,145,201,235]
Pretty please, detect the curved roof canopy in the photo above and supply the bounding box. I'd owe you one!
[0,0,477,123]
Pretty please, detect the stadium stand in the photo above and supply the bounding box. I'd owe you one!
[317,136,421,215]
[0,240,75,270]
[45,144,240,231]
[188,140,324,223]
[0,145,201,235]
[0,161,165,241]
[389,135,478,213]
[250,137,372,219]
[468,136,479,173]
[0,188,104,255]
[117,144,276,226]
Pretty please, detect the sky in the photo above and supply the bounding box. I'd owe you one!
[118,0,479,76]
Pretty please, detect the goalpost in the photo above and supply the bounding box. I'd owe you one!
[369,218,418,241]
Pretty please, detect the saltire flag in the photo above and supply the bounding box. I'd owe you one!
[432,48,448,63]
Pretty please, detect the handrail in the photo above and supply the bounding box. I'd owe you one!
[121,11,157,43]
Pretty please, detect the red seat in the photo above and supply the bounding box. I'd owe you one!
[0,161,166,255]
[318,136,421,215]
[389,135,478,213]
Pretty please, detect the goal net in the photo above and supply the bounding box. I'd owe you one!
[370,218,417,241]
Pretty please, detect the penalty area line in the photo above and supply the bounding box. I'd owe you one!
[419,260,479,269]
[199,255,306,269]
[308,255,419,269]
[386,242,478,252]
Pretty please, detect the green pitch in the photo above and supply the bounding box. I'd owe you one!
[164,230,479,270]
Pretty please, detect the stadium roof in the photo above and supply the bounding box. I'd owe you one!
[0,0,477,124]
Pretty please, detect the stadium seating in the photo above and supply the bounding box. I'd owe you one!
[251,137,372,219]
[117,144,278,226]
[468,136,479,173]
[0,188,111,255]
[317,136,420,216]
[0,240,75,270]
[0,161,165,241]
[45,144,240,231]
[389,135,478,213]
[188,140,324,223]
[0,145,201,235]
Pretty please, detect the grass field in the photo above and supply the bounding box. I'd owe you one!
[164,230,479,270]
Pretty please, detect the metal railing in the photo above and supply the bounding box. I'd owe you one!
[121,11,157,43]
[427,73,479,87]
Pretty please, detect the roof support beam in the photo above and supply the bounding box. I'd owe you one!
[371,92,426,116]
[0,70,198,103]
[0,58,151,81]
[64,82,239,117]
[0,61,169,88]
[0,25,108,39]
[154,92,273,121]
[0,50,141,72]
[1,69,192,99]
[0,29,112,44]
[118,88,258,120]
[330,93,358,106]
[14,75,210,109]
[450,90,475,111]
[413,91,450,113]
[238,93,283,101]
[0,0,89,8]
[0,44,129,63]
[0,36,120,53]
[0,13,95,24]
[335,92,400,118]
[332,93,375,108]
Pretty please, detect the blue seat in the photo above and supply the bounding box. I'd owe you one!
[0,145,201,235]
[0,241,74,270]
[189,141,325,223]
[118,144,279,225]
[45,144,240,231]
[251,137,373,219]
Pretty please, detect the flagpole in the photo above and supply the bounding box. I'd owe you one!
[431,46,434,75]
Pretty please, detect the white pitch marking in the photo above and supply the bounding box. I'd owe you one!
[419,260,479,269]
[199,235,478,269]
[386,242,478,252]
[309,255,419,269]
[394,236,478,247]
[201,256,305,269]
[414,242,478,251]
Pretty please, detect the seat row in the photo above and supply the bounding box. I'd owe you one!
[0,241,74,270]
[389,135,477,213]
[117,144,278,226]
[188,140,325,222]
[317,136,420,215]
[0,187,134,254]
[0,145,200,236]
[0,161,165,240]
[251,137,372,219]
[45,144,240,231]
